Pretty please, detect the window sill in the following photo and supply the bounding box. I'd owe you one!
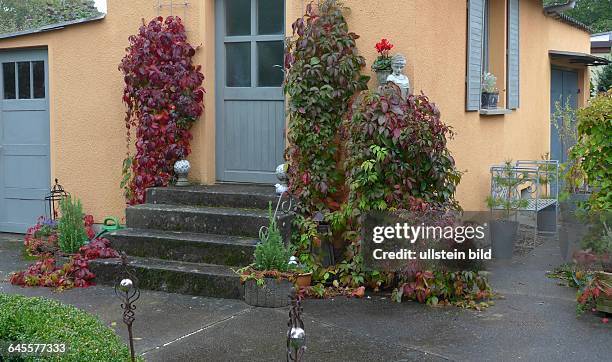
[479,108,512,116]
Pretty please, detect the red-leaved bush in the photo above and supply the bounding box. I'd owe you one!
[10,238,118,290]
[119,16,205,204]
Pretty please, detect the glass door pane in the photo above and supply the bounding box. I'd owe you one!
[226,42,251,87]
[226,0,251,36]
[257,41,284,87]
[257,0,283,35]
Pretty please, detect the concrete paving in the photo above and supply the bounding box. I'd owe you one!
[1,232,610,361]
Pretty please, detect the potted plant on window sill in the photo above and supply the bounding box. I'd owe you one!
[487,161,528,259]
[481,72,499,109]
[371,38,394,85]
[237,204,294,308]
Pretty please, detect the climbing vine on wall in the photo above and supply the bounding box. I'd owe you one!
[119,16,205,204]
[284,0,369,284]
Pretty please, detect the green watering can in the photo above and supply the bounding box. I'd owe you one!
[93,217,123,240]
[101,217,123,232]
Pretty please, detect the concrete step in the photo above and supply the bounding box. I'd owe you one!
[126,204,293,241]
[146,184,279,210]
[107,228,257,267]
[89,257,243,299]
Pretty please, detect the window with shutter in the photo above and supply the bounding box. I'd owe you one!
[466,0,485,111]
[507,0,520,109]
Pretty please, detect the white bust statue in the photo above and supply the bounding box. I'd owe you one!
[386,54,411,99]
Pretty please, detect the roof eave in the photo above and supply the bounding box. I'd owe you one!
[0,13,106,41]
[543,8,593,34]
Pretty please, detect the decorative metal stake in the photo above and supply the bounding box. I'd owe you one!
[114,253,141,362]
[287,289,306,362]
[44,179,69,220]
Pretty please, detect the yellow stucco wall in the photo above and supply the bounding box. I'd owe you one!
[0,0,591,222]
[287,0,590,210]
[0,1,217,223]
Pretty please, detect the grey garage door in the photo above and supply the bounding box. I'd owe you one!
[0,49,50,233]
[215,0,286,184]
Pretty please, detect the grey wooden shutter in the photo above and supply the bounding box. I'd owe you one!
[466,0,485,111]
[507,0,520,109]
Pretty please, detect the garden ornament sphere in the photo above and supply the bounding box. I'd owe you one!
[275,183,289,195]
[288,256,298,266]
[174,159,191,187]
[276,163,288,182]
[289,327,306,349]
[119,278,133,292]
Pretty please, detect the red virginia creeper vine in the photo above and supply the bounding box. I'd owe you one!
[119,16,205,204]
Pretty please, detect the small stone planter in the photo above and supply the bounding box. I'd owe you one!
[375,70,391,86]
[243,278,293,308]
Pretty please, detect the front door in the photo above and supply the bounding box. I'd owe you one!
[0,49,50,233]
[215,0,286,184]
[550,68,578,164]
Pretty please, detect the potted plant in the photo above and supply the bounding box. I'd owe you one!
[289,258,313,288]
[238,204,293,308]
[487,161,528,259]
[481,72,499,109]
[371,38,393,85]
[57,196,89,256]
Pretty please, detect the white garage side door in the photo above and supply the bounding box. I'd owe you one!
[0,49,50,233]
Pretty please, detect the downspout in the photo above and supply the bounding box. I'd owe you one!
[544,0,577,14]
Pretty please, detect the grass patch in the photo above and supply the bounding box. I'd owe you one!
[0,293,134,361]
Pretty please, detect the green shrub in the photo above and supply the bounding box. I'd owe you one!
[57,196,87,253]
[0,293,132,361]
[254,205,291,272]
[570,90,612,211]
[346,85,461,212]
[596,62,612,93]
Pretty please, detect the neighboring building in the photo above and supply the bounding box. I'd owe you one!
[0,0,607,232]
[590,31,612,92]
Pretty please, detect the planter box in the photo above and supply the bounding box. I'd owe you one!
[559,193,590,224]
[243,278,293,308]
[481,92,499,109]
[596,271,612,314]
[490,220,518,259]
[537,204,557,233]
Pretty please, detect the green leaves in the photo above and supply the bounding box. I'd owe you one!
[570,90,612,211]
[57,196,87,254]
[254,204,291,272]
[0,294,134,361]
[345,85,461,212]
[284,0,369,282]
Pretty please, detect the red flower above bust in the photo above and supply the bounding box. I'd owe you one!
[375,38,394,55]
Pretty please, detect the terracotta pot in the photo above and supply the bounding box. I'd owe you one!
[295,272,312,288]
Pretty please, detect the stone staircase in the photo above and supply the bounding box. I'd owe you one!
[89,184,292,299]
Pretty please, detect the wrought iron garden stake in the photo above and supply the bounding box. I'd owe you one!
[114,253,140,362]
[44,179,69,220]
[287,289,306,362]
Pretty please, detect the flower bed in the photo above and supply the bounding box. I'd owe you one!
[11,204,119,290]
